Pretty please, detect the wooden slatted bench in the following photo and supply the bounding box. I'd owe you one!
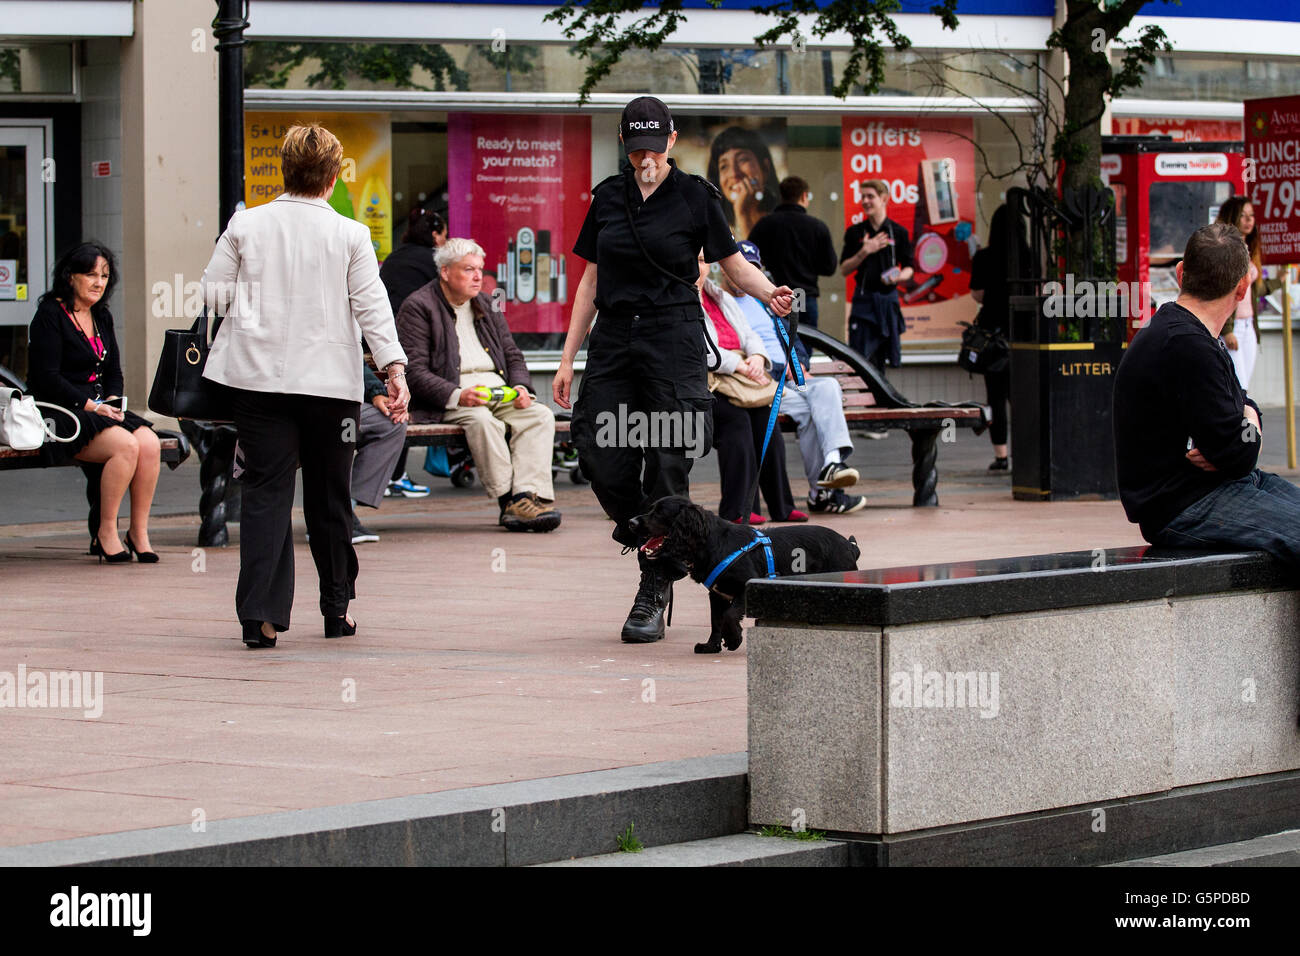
[1,364,190,542]
[790,327,987,506]
[0,435,184,470]
[378,328,984,508]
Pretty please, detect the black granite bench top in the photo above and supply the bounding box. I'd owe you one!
[745,546,1292,628]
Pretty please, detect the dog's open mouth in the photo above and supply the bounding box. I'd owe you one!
[639,535,667,558]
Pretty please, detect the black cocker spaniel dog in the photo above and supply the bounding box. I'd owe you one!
[628,495,860,654]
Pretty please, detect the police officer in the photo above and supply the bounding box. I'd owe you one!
[553,96,794,645]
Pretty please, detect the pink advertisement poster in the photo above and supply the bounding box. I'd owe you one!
[841,116,978,342]
[448,114,591,334]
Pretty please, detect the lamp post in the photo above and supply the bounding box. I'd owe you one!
[212,0,249,233]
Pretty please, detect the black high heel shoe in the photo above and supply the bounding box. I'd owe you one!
[324,615,357,638]
[124,532,159,563]
[90,537,132,564]
[242,620,277,648]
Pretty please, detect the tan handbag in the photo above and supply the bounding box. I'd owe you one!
[708,350,777,408]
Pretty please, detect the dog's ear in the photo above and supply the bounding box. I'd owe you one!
[673,502,711,556]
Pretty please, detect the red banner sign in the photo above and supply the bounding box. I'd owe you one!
[1245,95,1300,265]
[448,114,591,333]
[840,116,977,342]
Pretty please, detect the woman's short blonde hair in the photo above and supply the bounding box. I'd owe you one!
[435,238,486,272]
[281,125,343,197]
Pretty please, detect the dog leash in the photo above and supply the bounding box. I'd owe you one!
[740,301,806,527]
[702,529,777,591]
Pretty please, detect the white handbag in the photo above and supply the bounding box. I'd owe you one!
[0,389,82,451]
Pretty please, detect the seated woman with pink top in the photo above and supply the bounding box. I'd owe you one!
[696,253,806,524]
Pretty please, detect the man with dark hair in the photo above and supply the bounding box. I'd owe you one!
[747,176,839,330]
[1114,222,1300,562]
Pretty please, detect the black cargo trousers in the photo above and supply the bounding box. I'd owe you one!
[570,305,714,559]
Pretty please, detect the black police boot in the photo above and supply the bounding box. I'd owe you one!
[621,563,676,643]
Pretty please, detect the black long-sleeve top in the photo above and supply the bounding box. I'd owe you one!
[747,203,839,298]
[27,296,121,408]
[1113,301,1262,540]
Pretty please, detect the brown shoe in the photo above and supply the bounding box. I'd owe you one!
[500,492,562,533]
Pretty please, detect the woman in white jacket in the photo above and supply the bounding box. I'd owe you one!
[202,125,409,649]
[697,259,805,523]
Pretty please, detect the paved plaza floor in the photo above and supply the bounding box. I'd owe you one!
[3,418,1295,848]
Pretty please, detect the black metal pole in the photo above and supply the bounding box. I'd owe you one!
[213,0,249,233]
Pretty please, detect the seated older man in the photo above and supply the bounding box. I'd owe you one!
[396,238,560,532]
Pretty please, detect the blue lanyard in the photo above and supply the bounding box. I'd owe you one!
[703,528,776,591]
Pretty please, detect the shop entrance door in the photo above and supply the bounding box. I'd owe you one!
[0,122,53,328]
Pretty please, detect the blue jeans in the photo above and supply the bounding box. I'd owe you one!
[1153,469,1300,567]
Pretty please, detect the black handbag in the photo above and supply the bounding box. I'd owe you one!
[957,321,1009,375]
[148,309,232,421]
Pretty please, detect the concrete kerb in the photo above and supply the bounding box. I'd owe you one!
[0,754,747,867]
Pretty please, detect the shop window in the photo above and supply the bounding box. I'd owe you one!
[246,40,1038,100]
[1115,52,1300,102]
[0,44,75,95]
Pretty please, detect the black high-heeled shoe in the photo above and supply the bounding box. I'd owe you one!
[124,532,159,563]
[242,620,277,648]
[90,537,132,564]
[324,615,356,638]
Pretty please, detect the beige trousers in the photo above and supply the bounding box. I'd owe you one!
[442,401,556,500]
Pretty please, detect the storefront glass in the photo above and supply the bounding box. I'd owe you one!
[1118,53,1300,102]
[0,44,75,95]
[246,41,1037,100]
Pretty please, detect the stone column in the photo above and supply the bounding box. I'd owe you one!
[119,0,219,408]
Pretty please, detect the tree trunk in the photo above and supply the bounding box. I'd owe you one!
[1057,1,1111,193]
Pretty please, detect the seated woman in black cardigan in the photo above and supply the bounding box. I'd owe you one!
[28,242,161,562]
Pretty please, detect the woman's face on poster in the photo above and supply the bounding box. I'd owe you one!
[717,147,769,206]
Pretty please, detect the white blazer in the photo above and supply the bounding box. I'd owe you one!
[201,193,407,402]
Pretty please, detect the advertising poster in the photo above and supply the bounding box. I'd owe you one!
[672,117,788,242]
[840,116,977,343]
[447,113,590,334]
[245,111,393,259]
[1112,117,1244,143]
[1244,95,1300,264]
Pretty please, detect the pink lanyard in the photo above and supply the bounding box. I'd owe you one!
[61,303,106,361]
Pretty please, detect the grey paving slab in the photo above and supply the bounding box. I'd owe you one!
[1110,828,1300,867]
[539,832,848,867]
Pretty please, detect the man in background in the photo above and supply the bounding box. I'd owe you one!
[748,176,839,330]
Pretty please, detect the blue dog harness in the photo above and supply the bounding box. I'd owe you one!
[703,529,777,591]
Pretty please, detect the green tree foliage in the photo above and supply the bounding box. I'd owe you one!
[546,0,1174,189]
[0,48,22,92]
[245,41,471,91]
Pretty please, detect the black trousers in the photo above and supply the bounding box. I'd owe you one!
[228,387,360,629]
[984,366,1010,446]
[571,309,714,550]
[712,394,797,522]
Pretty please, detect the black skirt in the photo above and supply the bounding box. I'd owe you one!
[40,405,155,466]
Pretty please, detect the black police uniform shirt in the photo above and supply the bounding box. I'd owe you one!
[840,217,913,301]
[574,159,738,313]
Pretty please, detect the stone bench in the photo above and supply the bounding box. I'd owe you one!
[744,546,1300,865]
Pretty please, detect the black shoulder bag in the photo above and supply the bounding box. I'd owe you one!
[956,321,1009,376]
[148,308,232,421]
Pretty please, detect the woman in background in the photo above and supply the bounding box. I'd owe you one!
[1215,196,1262,391]
[28,242,162,562]
[202,124,409,649]
[969,204,1029,471]
[707,126,780,240]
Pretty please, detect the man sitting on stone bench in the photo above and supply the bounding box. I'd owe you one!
[1113,221,1295,562]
